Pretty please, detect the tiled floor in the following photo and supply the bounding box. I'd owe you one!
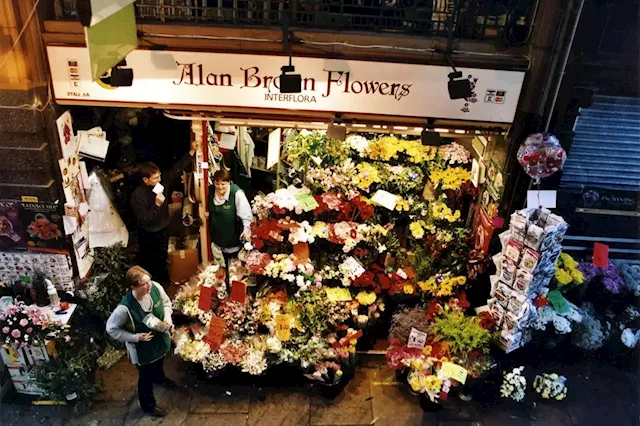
[1,355,638,426]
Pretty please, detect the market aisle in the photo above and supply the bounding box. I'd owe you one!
[2,354,637,426]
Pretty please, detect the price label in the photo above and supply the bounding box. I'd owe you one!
[407,327,427,349]
[396,268,408,280]
[342,256,365,279]
[325,287,353,302]
[293,243,310,263]
[205,316,226,350]
[440,362,468,384]
[231,281,247,304]
[593,243,609,268]
[198,285,213,311]
[296,193,319,212]
[371,190,399,211]
[275,314,291,341]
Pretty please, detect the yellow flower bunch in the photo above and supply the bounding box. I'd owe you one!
[418,275,466,297]
[424,375,444,391]
[430,202,461,223]
[430,167,472,190]
[403,284,415,295]
[395,198,411,212]
[355,162,382,190]
[356,291,377,306]
[409,220,436,239]
[436,230,454,243]
[364,136,437,164]
[554,253,584,286]
[311,221,328,238]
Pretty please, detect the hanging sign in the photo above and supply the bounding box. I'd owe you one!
[47,46,525,123]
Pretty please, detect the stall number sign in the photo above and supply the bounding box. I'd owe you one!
[407,327,427,349]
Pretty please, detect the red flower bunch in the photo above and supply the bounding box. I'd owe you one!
[244,251,272,275]
[251,219,285,249]
[385,344,423,370]
[426,299,444,321]
[352,264,390,293]
[351,196,374,221]
[477,311,496,330]
[447,292,471,311]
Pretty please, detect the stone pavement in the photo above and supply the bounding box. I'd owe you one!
[1,355,638,426]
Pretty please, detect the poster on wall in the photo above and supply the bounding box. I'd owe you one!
[0,201,27,250]
[473,205,495,254]
[56,111,78,160]
[58,154,86,207]
[19,203,68,253]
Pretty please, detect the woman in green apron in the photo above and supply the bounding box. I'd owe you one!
[106,266,175,417]
[208,169,253,279]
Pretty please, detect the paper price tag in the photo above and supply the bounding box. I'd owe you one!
[205,316,226,350]
[371,190,399,211]
[231,281,247,304]
[440,362,468,384]
[396,268,408,280]
[296,193,319,212]
[325,287,353,302]
[201,162,209,169]
[342,256,365,279]
[275,314,291,341]
[593,243,609,268]
[407,327,427,349]
[198,285,213,311]
[293,243,310,264]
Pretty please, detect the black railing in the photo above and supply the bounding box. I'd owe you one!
[56,0,535,40]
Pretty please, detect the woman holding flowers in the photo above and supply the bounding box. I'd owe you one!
[106,266,175,417]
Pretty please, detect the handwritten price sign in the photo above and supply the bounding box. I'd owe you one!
[275,314,292,341]
[205,316,226,350]
[407,327,427,349]
[296,193,319,212]
[440,362,468,384]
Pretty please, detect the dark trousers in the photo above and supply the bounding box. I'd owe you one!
[222,249,239,288]
[137,356,166,412]
[138,227,169,283]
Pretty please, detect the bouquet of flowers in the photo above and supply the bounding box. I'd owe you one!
[0,303,65,348]
[500,366,527,401]
[554,253,584,289]
[533,373,567,400]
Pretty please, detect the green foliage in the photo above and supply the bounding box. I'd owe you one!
[80,244,130,322]
[430,311,491,357]
[288,288,333,335]
[282,131,350,170]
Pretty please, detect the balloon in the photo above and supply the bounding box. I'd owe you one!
[517,133,566,183]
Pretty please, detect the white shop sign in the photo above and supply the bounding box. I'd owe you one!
[47,46,525,123]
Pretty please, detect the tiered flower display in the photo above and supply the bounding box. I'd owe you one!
[174,131,489,396]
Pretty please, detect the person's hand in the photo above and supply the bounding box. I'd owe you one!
[158,321,172,332]
[137,332,153,342]
[155,193,165,206]
[241,230,252,242]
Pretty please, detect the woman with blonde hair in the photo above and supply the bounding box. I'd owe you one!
[106,266,175,417]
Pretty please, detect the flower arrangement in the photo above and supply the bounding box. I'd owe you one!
[500,366,526,401]
[0,302,65,348]
[417,274,467,297]
[429,167,472,191]
[533,373,567,400]
[439,142,471,165]
[613,260,640,296]
[577,262,625,294]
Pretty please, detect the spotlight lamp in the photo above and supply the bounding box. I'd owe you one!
[280,57,302,94]
[445,55,472,100]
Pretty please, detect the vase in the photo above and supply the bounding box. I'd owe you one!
[395,368,409,383]
[418,393,443,412]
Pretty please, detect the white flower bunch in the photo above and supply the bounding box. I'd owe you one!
[174,332,211,363]
[533,373,567,400]
[439,142,471,164]
[289,221,315,245]
[199,264,228,299]
[266,336,282,353]
[500,366,527,401]
[621,328,640,348]
[240,348,268,375]
[203,351,227,373]
[347,134,369,155]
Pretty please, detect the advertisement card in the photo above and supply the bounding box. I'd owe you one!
[19,203,68,253]
[0,200,27,249]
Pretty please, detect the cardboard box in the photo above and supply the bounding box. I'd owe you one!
[168,248,200,283]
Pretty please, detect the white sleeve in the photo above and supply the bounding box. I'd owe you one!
[106,306,139,343]
[154,282,173,326]
[235,190,254,235]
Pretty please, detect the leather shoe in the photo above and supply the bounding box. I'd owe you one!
[158,378,176,388]
[144,407,166,417]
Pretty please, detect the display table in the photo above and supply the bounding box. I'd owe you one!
[0,303,77,395]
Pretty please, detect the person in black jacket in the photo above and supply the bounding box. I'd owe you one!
[131,141,197,282]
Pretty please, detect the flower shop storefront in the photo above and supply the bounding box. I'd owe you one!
[46,46,540,406]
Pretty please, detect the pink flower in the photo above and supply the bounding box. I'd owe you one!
[11,329,21,339]
[64,335,71,343]
[19,319,28,327]
[27,327,33,333]
[1,327,9,334]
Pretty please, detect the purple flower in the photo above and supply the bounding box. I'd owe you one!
[578,262,599,283]
[602,264,624,294]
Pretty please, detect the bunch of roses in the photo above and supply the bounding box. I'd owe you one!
[0,303,65,348]
[350,293,385,328]
[244,250,272,275]
[251,218,286,250]
[218,300,248,334]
